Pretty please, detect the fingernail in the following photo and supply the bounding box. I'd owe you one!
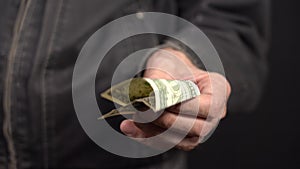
[120,120,136,137]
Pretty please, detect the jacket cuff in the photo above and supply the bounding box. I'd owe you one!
[137,40,206,77]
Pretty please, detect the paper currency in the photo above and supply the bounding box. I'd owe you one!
[99,78,200,119]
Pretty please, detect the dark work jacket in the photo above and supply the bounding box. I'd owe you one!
[0,0,270,168]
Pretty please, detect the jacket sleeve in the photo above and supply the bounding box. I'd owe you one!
[174,0,271,113]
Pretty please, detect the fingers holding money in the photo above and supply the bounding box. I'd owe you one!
[166,94,227,120]
[121,111,216,138]
[151,111,214,137]
[120,119,165,138]
[166,95,212,118]
[166,72,230,120]
[120,115,216,150]
[113,48,231,151]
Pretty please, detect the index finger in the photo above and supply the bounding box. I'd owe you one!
[167,95,211,118]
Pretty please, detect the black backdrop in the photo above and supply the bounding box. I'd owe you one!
[188,1,300,169]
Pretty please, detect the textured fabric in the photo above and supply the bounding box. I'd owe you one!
[0,0,270,168]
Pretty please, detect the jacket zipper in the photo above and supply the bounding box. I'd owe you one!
[3,0,31,169]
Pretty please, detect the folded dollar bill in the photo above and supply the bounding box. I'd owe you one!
[99,78,200,119]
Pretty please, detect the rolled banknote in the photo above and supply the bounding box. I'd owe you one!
[99,78,200,119]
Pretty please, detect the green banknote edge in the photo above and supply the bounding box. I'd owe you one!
[99,78,200,119]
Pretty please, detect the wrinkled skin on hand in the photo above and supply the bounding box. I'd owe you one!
[120,48,231,151]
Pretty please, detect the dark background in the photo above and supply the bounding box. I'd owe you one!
[188,1,300,169]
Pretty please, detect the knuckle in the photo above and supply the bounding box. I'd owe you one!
[156,113,174,128]
[191,122,202,137]
[177,137,200,151]
[189,137,200,146]
[200,97,211,117]
[221,108,227,119]
[200,123,213,137]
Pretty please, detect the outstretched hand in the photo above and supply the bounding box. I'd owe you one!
[120,48,231,151]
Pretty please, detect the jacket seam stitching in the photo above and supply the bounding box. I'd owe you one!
[40,1,64,168]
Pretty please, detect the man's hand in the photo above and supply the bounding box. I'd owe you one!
[120,48,231,151]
